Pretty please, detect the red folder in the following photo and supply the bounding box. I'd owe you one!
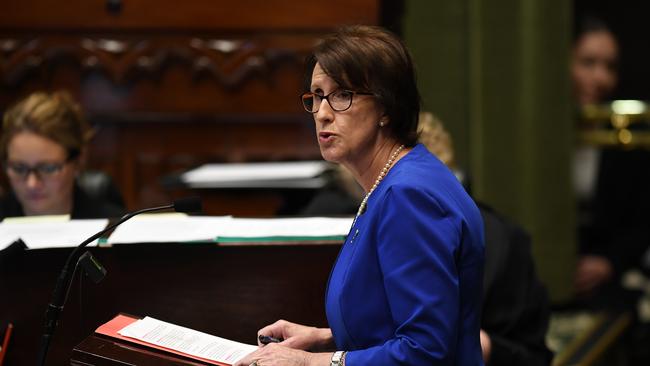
[96,314,232,366]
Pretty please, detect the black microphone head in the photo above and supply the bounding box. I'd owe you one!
[173,196,202,214]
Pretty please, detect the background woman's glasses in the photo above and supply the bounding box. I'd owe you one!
[5,161,69,180]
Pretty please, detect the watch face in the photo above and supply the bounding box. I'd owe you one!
[331,351,343,364]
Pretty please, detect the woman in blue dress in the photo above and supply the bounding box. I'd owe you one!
[235,25,485,366]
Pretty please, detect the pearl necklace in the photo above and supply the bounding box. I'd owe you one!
[354,144,405,223]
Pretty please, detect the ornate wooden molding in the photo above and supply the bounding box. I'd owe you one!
[0,35,309,88]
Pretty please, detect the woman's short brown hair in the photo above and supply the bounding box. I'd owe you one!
[1,91,92,161]
[304,25,421,146]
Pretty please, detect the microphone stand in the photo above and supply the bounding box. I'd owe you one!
[36,203,174,366]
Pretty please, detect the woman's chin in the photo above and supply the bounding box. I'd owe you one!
[319,149,342,164]
[23,200,55,216]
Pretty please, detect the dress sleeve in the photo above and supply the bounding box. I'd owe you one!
[344,184,481,365]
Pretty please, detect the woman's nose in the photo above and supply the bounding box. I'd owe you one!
[315,98,334,122]
[25,172,42,188]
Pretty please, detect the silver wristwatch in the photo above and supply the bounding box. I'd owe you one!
[331,351,345,366]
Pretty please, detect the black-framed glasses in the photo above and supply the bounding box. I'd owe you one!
[5,159,72,180]
[300,90,374,113]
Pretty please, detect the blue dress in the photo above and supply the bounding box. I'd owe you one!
[325,144,485,365]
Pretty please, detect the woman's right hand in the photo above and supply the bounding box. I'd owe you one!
[575,255,613,294]
[257,320,333,351]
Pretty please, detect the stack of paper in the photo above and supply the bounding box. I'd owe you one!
[181,161,331,189]
[216,217,353,243]
[107,215,352,245]
[0,214,353,249]
[0,216,108,250]
[97,314,256,365]
[107,214,232,244]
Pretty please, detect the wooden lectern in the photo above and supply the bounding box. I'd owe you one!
[71,335,212,366]
[1,241,341,366]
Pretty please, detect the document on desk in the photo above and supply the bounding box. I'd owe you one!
[107,214,233,244]
[181,161,331,188]
[104,315,256,365]
[0,218,108,250]
[105,215,352,245]
[216,217,353,242]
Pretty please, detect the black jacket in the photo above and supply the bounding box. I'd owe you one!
[0,183,125,220]
[480,203,553,366]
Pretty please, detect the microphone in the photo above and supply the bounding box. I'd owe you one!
[173,196,202,214]
[36,197,202,366]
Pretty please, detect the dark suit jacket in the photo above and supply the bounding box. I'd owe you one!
[586,148,650,276]
[480,204,553,366]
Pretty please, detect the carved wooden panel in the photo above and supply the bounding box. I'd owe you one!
[0,35,312,90]
[0,34,315,117]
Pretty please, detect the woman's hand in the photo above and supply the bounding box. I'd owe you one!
[575,255,613,294]
[479,329,492,363]
[233,343,313,366]
[256,320,333,351]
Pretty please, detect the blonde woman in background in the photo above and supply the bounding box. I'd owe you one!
[0,91,124,219]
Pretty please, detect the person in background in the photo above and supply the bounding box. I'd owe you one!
[235,25,485,366]
[571,16,650,364]
[571,16,621,298]
[419,113,553,366]
[570,16,618,106]
[571,16,648,310]
[0,91,124,219]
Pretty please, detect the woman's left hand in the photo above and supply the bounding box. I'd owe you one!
[233,343,313,366]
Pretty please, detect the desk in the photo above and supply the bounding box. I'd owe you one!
[0,241,340,366]
[161,162,333,216]
[71,335,212,366]
[166,187,322,217]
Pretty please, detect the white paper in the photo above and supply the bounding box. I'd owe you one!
[108,214,233,244]
[217,217,353,238]
[107,215,352,244]
[0,218,108,250]
[181,161,330,188]
[118,316,256,363]
[3,214,70,223]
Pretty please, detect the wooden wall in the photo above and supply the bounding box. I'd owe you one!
[0,0,380,213]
